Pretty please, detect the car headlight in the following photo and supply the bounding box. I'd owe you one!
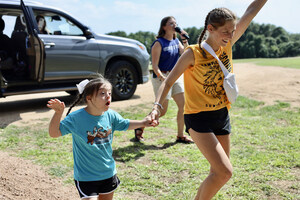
[136,42,146,51]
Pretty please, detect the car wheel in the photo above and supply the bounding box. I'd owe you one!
[106,60,138,101]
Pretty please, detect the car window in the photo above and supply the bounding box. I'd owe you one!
[2,16,18,36]
[33,10,83,36]
[0,10,28,37]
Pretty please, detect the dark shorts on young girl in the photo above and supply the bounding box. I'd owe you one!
[184,107,231,135]
[74,174,120,198]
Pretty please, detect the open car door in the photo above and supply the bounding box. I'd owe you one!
[20,0,45,82]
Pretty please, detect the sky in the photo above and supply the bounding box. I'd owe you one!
[40,0,299,35]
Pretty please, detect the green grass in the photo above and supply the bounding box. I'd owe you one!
[233,57,300,69]
[0,98,299,199]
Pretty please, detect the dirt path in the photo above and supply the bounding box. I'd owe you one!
[0,63,299,199]
[235,63,300,107]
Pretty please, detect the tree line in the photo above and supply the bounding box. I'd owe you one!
[107,21,300,59]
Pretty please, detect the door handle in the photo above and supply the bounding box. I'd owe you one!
[44,42,56,48]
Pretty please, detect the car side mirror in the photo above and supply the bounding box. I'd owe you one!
[85,29,94,39]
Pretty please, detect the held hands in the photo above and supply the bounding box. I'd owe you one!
[142,115,156,127]
[47,98,65,114]
[141,106,161,128]
[149,107,160,127]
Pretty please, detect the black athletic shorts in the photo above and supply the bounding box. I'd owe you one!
[184,107,231,135]
[74,174,120,198]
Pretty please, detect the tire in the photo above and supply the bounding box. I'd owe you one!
[105,60,138,101]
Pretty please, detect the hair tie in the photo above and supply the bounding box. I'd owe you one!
[76,79,90,94]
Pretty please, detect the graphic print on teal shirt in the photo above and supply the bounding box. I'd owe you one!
[87,125,112,145]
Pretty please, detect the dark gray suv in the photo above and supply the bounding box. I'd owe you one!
[0,0,150,100]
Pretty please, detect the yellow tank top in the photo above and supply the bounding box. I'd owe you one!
[184,42,233,114]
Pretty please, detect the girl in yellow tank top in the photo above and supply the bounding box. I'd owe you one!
[150,1,268,199]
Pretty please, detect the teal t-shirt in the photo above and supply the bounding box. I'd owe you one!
[59,108,130,181]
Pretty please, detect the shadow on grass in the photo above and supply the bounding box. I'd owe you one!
[113,141,178,162]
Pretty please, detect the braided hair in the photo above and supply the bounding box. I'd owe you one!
[198,8,237,58]
[66,74,112,116]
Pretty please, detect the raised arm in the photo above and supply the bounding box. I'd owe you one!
[47,98,64,138]
[231,0,268,45]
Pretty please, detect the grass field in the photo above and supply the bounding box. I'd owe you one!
[1,57,299,199]
[0,97,299,199]
[233,57,300,69]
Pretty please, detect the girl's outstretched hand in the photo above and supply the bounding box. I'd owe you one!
[47,98,65,113]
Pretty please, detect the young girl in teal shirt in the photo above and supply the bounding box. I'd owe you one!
[47,75,153,200]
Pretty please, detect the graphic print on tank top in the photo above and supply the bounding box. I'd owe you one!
[202,51,231,99]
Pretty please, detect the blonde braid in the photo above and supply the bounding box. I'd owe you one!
[198,12,210,58]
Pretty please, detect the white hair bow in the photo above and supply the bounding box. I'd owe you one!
[76,79,90,94]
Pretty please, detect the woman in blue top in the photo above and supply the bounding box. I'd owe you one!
[47,75,153,200]
[134,16,193,144]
